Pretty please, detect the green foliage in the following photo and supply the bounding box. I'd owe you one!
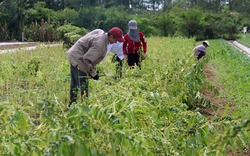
[237,33,250,47]
[156,6,248,40]
[218,6,240,40]
[240,15,250,28]
[132,17,156,37]
[25,18,57,42]
[0,37,249,155]
[56,25,82,38]
[0,24,9,41]
[56,24,88,48]
[76,7,99,29]
[101,6,130,32]
[22,2,59,42]
[1,0,250,41]
[180,8,204,38]
[55,8,79,25]
[27,57,41,76]
[207,40,250,115]
[156,11,176,37]
[25,2,57,26]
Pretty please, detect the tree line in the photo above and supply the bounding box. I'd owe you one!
[0,0,249,42]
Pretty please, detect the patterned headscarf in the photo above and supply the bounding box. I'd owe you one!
[128,29,140,42]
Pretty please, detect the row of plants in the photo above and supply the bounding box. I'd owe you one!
[206,39,250,119]
[0,37,249,155]
[204,39,250,155]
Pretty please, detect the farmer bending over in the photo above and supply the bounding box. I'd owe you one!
[66,27,124,107]
[192,40,209,60]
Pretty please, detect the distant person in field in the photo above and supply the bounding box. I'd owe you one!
[192,40,209,60]
[123,20,147,69]
[106,41,124,79]
[66,27,124,107]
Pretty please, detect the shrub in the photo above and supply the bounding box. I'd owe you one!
[56,24,88,48]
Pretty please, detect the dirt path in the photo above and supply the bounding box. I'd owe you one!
[201,65,234,119]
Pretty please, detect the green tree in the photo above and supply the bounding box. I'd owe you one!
[101,6,130,32]
[218,5,240,39]
[200,13,220,39]
[132,17,156,36]
[0,0,32,40]
[228,0,250,15]
[179,7,204,38]
[63,0,99,11]
[103,0,130,8]
[156,10,176,36]
[25,2,57,25]
[76,6,99,29]
[55,8,78,25]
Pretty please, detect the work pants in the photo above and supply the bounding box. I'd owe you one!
[69,64,88,106]
[116,56,123,78]
[127,53,141,69]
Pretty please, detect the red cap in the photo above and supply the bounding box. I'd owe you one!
[108,27,124,42]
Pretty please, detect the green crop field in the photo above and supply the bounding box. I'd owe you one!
[0,38,249,155]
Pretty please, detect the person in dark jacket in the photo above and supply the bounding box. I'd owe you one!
[123,20,147,68]
[192,40,209,60]
[66,27,123,106]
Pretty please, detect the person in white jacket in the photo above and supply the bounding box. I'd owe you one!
[106,41,124,78]
[192,40,209,60]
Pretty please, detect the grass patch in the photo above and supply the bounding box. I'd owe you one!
[237,33,250,47]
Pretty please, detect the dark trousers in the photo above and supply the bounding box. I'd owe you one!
[127,53,141,69]
[116,56,123,78]
[197,51,205,60]
[69,64,89,106]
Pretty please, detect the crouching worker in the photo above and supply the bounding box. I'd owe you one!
[107,41,124,79]
[192,40,209,60]
[66,27,124,107]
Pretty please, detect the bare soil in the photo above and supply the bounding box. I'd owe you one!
[201,65,233,119]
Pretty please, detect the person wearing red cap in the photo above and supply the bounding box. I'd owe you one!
[123,20,147,69]
[66,27,123,107]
